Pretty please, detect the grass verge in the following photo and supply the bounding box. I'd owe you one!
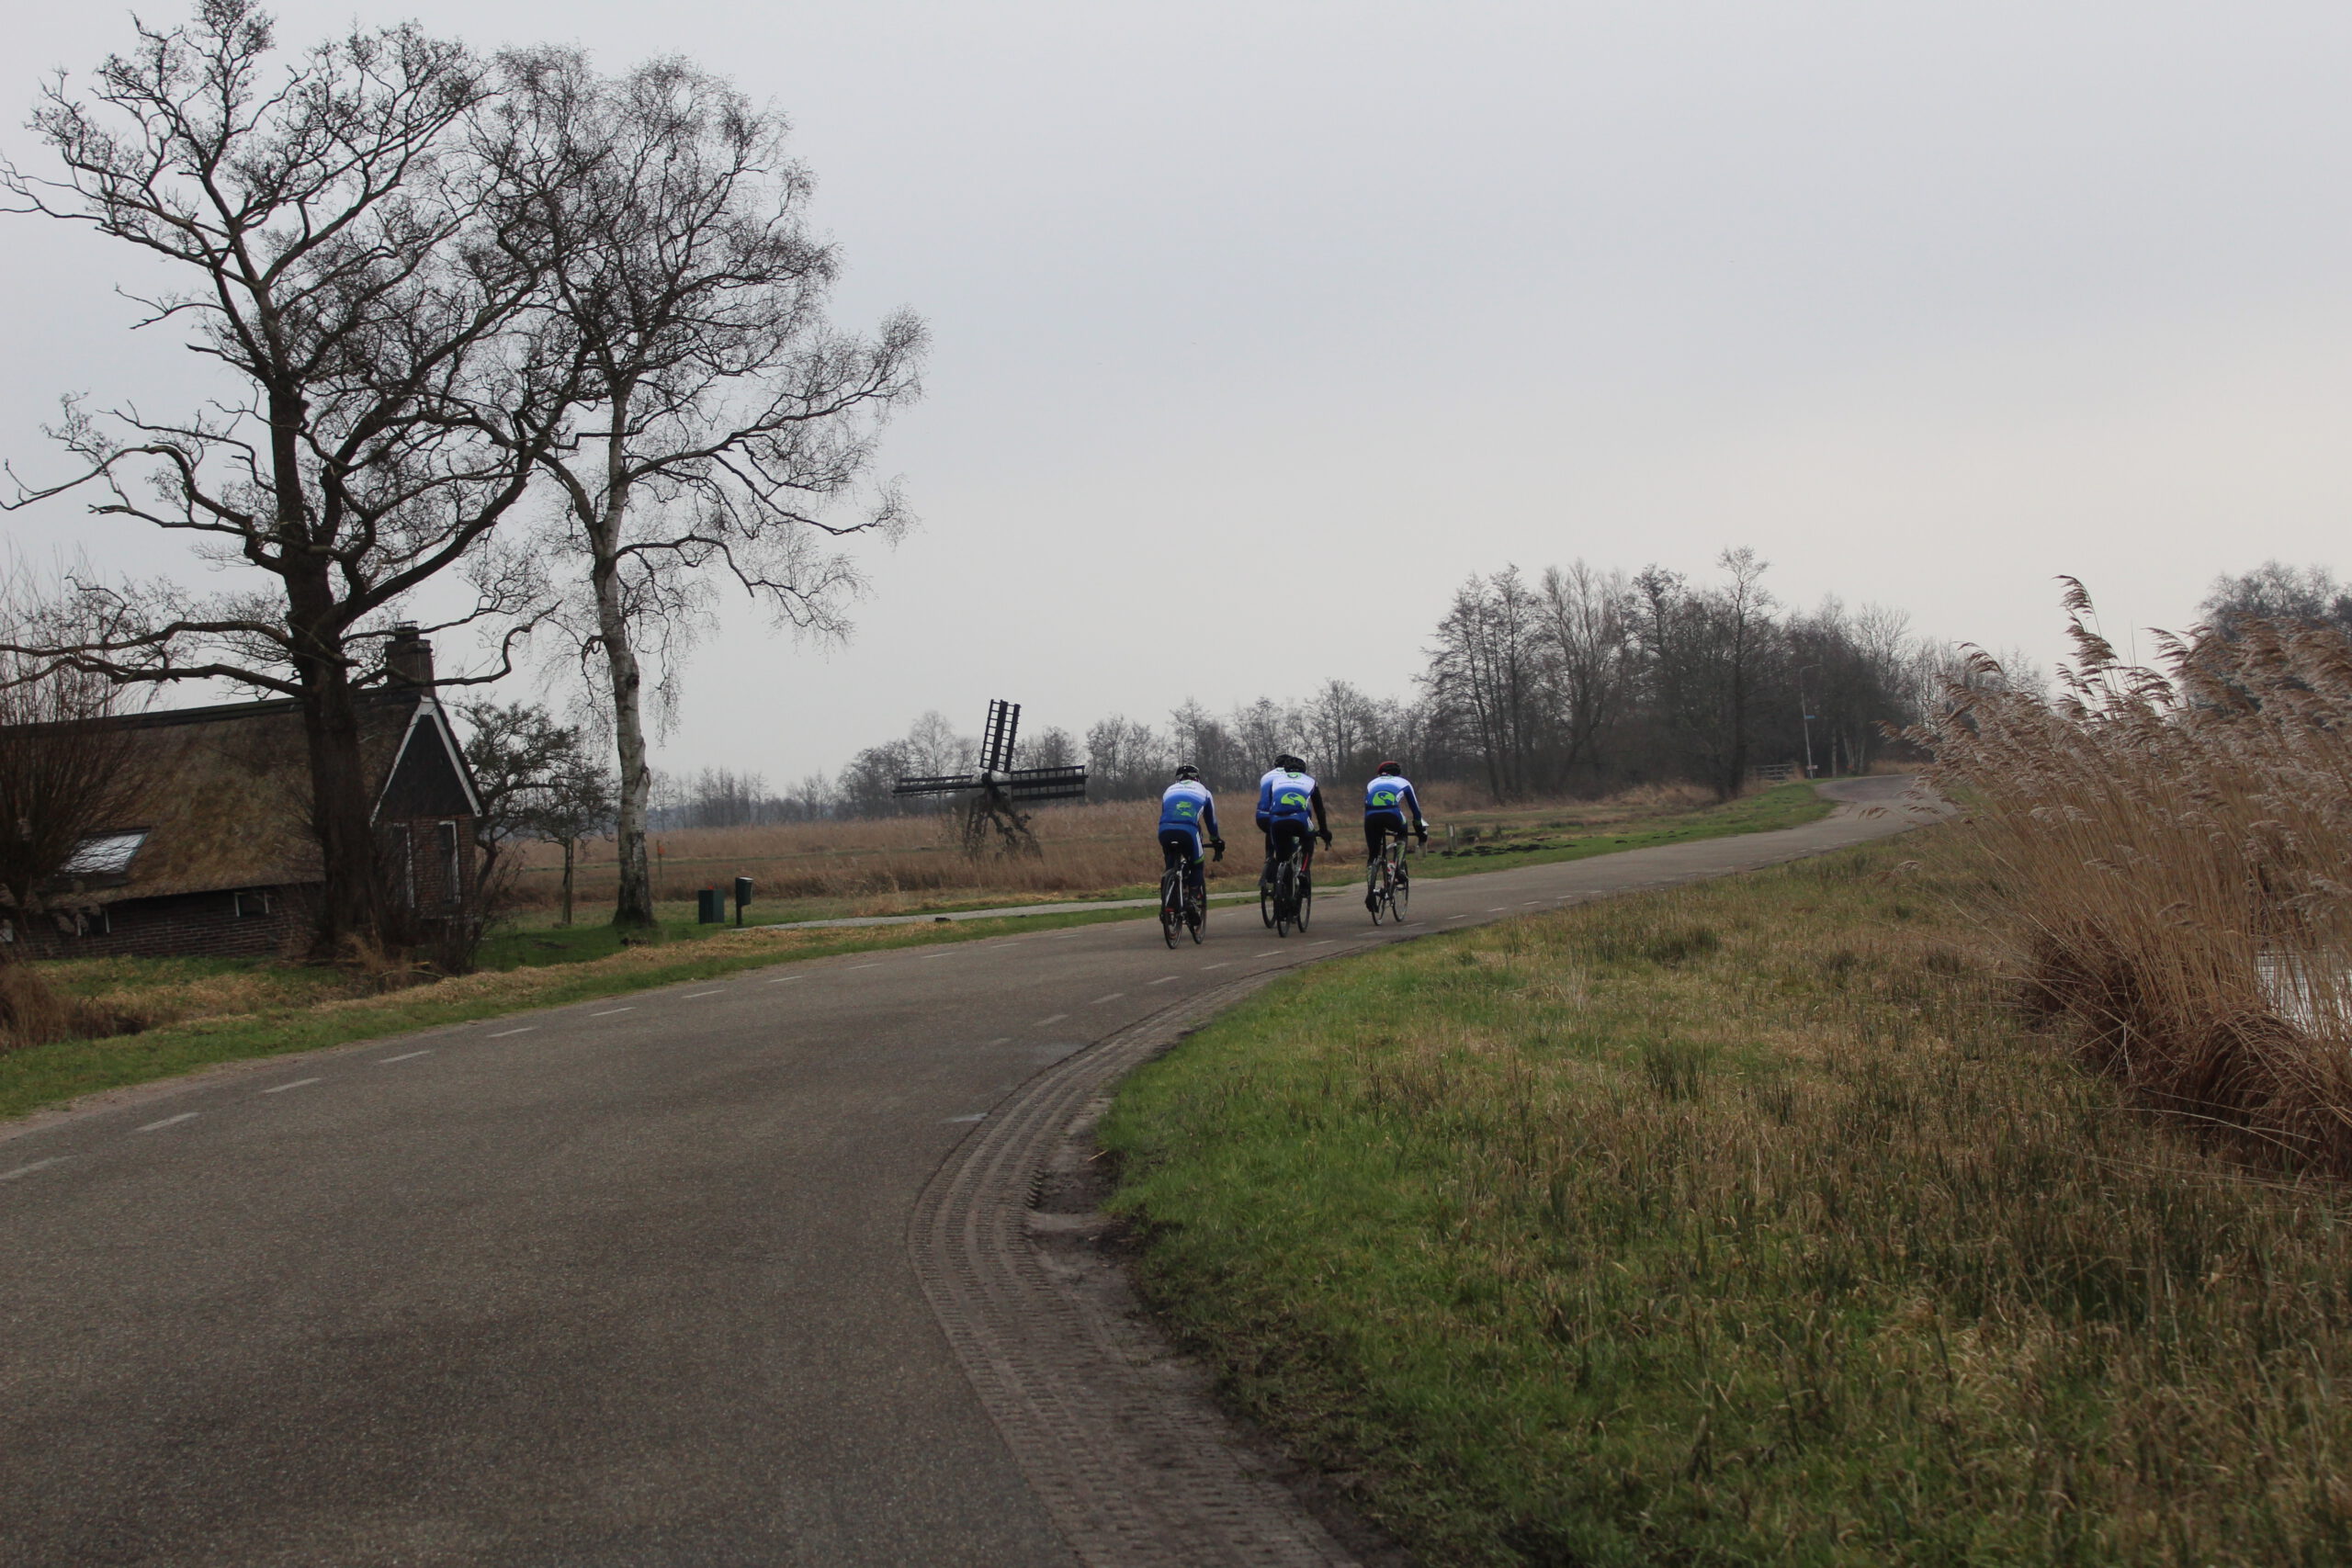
[0,905,1141,1124]
[1101,832,2352,1566]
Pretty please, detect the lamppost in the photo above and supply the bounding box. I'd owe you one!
[1797,663,1822,779]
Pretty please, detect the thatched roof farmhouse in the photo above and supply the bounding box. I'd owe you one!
[12,628,482,959]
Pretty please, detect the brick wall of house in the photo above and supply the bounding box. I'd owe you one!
[15,886,310,961]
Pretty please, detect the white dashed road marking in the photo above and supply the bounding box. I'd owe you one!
[1203,963,1231,970]
[589,1008,634,1018]
[1148,976,1176,985]
[261,1077,322,1094]
[1090,993,1125,1005]
[766,975,803,984]
[488,1027,536,1039]
[684,990,725,998]
[1035,1014,1069,1027]
[986,1036,1012,1046]
[944,1113,986,1123]
[139,1112,200,1132]
[848,964,882,972]
[0,1156,67,1182]
[379,1050,433,1064]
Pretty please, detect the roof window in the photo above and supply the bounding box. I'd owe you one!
[62,830,149,877]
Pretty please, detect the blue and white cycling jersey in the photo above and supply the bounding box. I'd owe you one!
[1363,774,1423,823]
[1159,779,1219,841]
[1257,770,1318,824]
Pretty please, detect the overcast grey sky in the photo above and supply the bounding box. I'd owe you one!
[6,2,2350,782]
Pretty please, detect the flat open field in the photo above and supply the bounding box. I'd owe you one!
[503,781,1819,925]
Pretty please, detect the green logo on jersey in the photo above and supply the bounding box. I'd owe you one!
[1278,790,1307,809]
[1174,801,1197,818]
[1371,787,1400,807]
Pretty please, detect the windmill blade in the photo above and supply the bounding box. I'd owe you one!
[1005,765,1088,802]
[893,773,982,796]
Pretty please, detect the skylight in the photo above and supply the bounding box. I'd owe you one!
[62,830,148,877]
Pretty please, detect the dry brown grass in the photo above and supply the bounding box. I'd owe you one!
[1918,583,2352,1174]
[0,962,148,1052]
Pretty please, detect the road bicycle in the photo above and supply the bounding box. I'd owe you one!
[1160,840,1218,947]
[1365,824,1424,924]
[1262,831,1317,937]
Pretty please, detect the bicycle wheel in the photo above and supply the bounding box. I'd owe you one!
[1260,869,1275,928]
[1159,871,1181,947]
[1298,867,1312,931]
[1390,856,1409,922]
[1367,860,1385,925]
[1273,862,1295,936]
[1187,884,1204,943]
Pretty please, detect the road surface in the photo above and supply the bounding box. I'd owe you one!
[0,777,1933,1566]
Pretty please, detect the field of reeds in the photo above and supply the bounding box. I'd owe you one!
[1920,586,2352,1176]
[502,781,1729,920]
[1102,836,2352,1565]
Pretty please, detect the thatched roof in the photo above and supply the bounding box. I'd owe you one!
[51,691,461,906]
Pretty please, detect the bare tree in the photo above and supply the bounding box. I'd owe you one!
[526,751,617,927]
[1536,561,1633,781]
[1,1,565,957]
[481,51,924,929]
[0,593,153,950]
[459,699,615,926]
[1426,567,1544,800]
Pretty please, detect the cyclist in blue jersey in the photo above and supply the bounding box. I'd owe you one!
[1362,761,1429,910]
[1159,763,1224,901]
[1255,753,1331,890]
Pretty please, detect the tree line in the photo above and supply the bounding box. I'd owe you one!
[657,548,1954,828]
[0,0,920,955]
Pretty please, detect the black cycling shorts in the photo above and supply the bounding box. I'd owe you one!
[1364,809,1411,859]
[1159,827,1204,870]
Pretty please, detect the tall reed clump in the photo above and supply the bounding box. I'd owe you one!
[1917,580,2352,1173]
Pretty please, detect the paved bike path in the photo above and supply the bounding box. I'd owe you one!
[0,777,1934,1566]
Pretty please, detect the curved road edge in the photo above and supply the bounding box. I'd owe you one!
[910,776,1940,1567]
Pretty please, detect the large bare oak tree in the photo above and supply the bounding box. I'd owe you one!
[1,0,566,957]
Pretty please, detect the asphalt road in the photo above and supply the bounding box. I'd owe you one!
[0,776,1933,1566]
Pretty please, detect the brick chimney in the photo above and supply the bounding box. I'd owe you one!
[384,624,435,691]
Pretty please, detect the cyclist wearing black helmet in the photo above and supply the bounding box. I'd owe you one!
[1158,763,1225,903]
[1363,761,1428,909]
[1254,753,1331,891]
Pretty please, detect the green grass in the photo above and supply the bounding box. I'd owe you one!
[0,904,1142,1123]
[1101,834,2352,1566]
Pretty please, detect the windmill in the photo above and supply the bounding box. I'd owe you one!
[893,699,1088,855]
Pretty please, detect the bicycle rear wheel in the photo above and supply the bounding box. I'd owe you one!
[1367,860,1385,924]
[1390,854,1409,922]
[1298,868,1312,931]
[1159,871,1181,947]
[1187,886,1204,943]
[1273,863,1295,936]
